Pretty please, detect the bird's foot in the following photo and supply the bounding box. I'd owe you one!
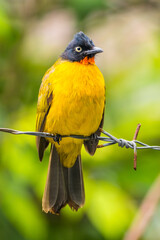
[90,133,98,140]
[53,134,62,145]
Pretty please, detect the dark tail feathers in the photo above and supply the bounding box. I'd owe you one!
[42,144,85,214]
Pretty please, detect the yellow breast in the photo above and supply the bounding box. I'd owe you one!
[44,60,105,136]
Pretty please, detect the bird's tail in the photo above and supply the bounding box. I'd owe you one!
[42,144,85,214]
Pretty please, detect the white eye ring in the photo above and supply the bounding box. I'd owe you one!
[75,46,82,52]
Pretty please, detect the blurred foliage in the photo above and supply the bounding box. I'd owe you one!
[1,0,160,240]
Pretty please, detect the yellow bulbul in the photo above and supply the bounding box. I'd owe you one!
[36,31,105,214]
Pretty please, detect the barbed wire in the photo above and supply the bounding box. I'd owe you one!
[0,124,160,170]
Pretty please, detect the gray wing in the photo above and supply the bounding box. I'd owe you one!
[84,111,104,155]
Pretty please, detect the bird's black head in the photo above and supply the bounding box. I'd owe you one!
[61,31,103,62]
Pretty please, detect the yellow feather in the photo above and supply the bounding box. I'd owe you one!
[36,59,105,167]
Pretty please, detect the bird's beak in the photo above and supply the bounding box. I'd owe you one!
[84,47,103,56]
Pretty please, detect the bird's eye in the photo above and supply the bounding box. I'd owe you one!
[75,46,82,52]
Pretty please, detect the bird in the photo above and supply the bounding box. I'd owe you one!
[36,31,105,214]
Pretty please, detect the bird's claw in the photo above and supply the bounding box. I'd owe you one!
[90,133,98,140]
[54,134,62,144]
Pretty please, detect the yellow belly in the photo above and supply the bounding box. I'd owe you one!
[44,60,105,167]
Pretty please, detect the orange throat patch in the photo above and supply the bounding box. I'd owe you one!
[80,56,95,65]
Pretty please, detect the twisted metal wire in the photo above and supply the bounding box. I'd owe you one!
[0,127,160,150]
[97,129,160,150]
[0,125,160,170]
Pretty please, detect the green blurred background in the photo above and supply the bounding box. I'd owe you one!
[1,0,160,239]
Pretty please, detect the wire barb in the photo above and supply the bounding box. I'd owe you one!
[133,123,141,171]
[0,124,160,170]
